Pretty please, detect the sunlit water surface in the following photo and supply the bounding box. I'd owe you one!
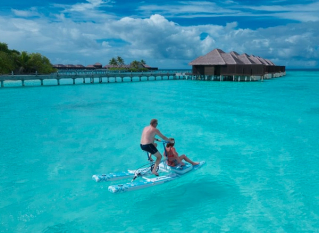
[1,71,319,232]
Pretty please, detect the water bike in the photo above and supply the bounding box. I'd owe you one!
[92,140,205,193]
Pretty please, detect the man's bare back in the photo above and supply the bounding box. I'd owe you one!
[140,126,158,145]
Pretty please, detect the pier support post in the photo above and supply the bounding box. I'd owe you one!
[73,78,76,84]
[41,79,43,86]
[233,75,235,81]
[99,78,102,83]
[1,80,3,87]
[22,80,25,86]
[83,78,85,84]
[57,79,60,85]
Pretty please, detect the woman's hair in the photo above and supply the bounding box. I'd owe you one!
[166,138,175,147]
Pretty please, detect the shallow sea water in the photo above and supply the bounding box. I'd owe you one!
[0,71,319,232]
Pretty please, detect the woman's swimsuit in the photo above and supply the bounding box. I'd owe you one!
[165,147,178,166]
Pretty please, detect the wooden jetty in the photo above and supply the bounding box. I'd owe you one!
[0,69,284,88]
[0,71,182,87]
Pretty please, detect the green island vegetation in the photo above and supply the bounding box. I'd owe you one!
[108,56,149,72]
[0,42,56,75]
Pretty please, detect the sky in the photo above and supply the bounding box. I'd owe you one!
[0,0,319,69]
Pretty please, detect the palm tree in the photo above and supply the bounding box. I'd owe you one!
[140,59,146,65]
[130,60,140,69]
[18,51,30,73]
[117,56,124,67]
[109,58,118,66]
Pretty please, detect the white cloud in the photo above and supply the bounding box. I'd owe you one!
[11,8,40,17]
[138,1,238,18]
[52,0,115,22]
[1,3,319,69]
[69,0,112,12]
[138,1,319,22]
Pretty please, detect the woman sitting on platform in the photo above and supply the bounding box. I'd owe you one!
[164,138,199,167]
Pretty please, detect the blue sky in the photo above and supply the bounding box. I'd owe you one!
[1,0,318,69]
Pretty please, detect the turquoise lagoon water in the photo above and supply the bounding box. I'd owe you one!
[0,71,319,232]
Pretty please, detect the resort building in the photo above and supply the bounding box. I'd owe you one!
[189,48,285,81]
[53,63,158,71]
[141,63,158,71]
[93,63,102,69]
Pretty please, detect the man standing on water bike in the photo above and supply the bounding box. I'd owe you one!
[140,119,174,176]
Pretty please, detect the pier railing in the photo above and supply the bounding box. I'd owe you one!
[0,70,285,88]
[0,71,182,87]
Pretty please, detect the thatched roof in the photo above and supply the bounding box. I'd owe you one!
[142,64,151,68]
[189,49,226,65]
[189,48,275,66]
[254,56,269,65]
[265,59,275,65]
[248,55,263,64]
[53,64,66,68]
[238,53,256,64]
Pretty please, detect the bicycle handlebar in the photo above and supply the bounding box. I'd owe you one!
[155,139,170,143]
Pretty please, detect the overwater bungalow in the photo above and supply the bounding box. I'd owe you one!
[104,64,131,69]
[189,48,285,81]
[52,60,158,71]
[93,63,102,69]
[66,64,76,69]
[52,64,66,69]
[76,64,85,69]
[85,65,95,70]
[142,64,158,71]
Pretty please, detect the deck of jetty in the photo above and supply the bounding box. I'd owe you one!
[0,70,284,88]
[0,71,182,87]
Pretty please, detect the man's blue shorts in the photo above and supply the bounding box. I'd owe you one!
[140,143,158,154]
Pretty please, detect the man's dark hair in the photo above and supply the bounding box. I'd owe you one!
[150,119,158,126]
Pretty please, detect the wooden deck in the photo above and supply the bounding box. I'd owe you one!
[0,70,285,88]
[0,71,183,87]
